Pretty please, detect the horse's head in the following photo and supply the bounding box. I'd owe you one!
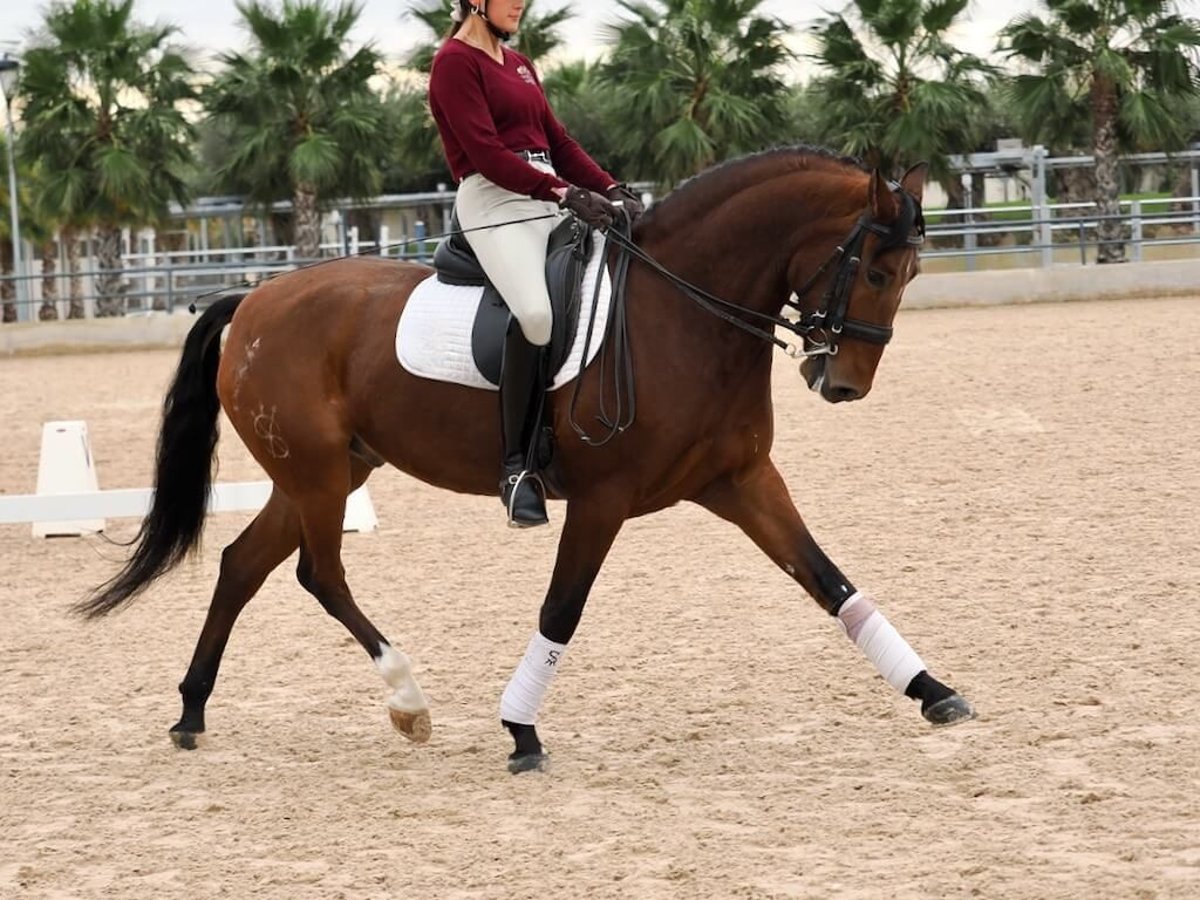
[792,163,927,403]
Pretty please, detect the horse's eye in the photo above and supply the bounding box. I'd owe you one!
[866,269,887,289]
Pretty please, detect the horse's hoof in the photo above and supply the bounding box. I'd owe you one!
[507,751,550,774]
[389,707,432,743]
[923,694,976,727]
[169,729,201,750]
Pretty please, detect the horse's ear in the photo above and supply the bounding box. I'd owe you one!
[869,170,899,221]
[900,162,929,204]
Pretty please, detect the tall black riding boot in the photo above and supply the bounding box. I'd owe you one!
[499,322,549,527]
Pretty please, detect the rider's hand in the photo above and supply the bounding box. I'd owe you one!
[606,183,645,224]
[559,185,618,230]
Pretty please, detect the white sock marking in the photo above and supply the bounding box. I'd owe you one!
[374,643,428,713]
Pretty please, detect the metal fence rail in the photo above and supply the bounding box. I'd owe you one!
[4,196,1200,322]
[0,238,436,322]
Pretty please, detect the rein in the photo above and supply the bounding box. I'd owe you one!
[564,186,923,446]
[603,185,924,360]
[186,213,560,311]
[567,219,635,446]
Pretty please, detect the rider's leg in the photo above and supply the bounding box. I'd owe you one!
[456,171,561,525]
[497,320,549,525]
[455,172,559,345]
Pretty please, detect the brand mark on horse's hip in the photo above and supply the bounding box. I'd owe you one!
[252,403,290,459]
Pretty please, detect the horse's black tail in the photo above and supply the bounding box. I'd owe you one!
[73,293,248,619]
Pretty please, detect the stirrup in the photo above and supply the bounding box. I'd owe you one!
[505,470,548,528]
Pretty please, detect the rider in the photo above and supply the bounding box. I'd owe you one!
[428,0,644,527]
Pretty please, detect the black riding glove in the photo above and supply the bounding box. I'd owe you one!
[606,183,645,224]
[559,186,617,230]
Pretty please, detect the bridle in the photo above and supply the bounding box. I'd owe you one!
[573,183,925,446]
[601,182,925,361]
[785,184,925,357]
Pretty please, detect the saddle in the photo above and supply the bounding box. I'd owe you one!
[433,211,594,385]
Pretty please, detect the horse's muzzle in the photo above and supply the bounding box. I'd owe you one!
[822,383,862,403]
[800,356,865,403]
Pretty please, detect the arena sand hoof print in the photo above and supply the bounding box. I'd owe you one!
[923,694,976,727]
[389,707,433,743]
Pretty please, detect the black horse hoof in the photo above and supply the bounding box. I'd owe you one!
[169,729,202,750]
[507,752,550,774]
[923,694,976,727]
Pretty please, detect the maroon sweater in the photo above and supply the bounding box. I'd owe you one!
[429,40,615,202]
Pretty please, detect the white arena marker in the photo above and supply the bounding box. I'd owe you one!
[343,486,378,533]
[32,421,105,538]
[1,421,379,536]
[3,483,378,534]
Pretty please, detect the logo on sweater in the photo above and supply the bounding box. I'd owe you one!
[516,64,536,86]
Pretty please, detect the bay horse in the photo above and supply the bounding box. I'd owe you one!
[79,146,974,773]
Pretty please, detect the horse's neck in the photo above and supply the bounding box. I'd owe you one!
[642,170,860,325]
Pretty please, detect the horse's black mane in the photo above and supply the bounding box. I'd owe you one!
[640,145,868,231]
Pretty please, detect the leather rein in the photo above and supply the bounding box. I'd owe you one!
[604,183,925,358]
[566,184,925,446]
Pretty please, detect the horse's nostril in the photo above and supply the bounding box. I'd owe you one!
[829,385,861,402]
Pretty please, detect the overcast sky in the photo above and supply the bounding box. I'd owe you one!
[2,0,1187,77]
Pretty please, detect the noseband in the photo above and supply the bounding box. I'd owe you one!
[575,183,925,444]
[786,185,925,357]
[598,182,925,367]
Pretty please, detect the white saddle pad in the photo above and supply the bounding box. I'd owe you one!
[396,238,612,392]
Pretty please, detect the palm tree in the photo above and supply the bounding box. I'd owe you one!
[22,186,60,322]
[542,60,630,179]
[19,0,195,317]
[599,0,793,187]
[380,84,452,193]
[808,0,996,200]
[1001,1,1200,263]
[781,82,838,148]
[204,0,391,260]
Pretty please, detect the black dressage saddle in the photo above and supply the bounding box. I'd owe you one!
[432,211,594,385]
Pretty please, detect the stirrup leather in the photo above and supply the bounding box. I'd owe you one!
[505,469,547,528]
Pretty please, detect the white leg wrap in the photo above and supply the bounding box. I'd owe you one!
[374,643,429,713]
[499,632,568,725]
[836,592,926,693]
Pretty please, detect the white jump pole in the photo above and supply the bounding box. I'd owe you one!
[1,421,378,536]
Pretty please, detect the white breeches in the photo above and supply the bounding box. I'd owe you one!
[455,163,563,347]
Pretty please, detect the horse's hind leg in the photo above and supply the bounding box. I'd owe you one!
[695,460,975,726]
[293,459,432,743]
[171,488,301,749]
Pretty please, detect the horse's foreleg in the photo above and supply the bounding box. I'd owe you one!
[695,461,974,726]
[172,488,301,749]
[293,463,431,743]
[501,497,625,773]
